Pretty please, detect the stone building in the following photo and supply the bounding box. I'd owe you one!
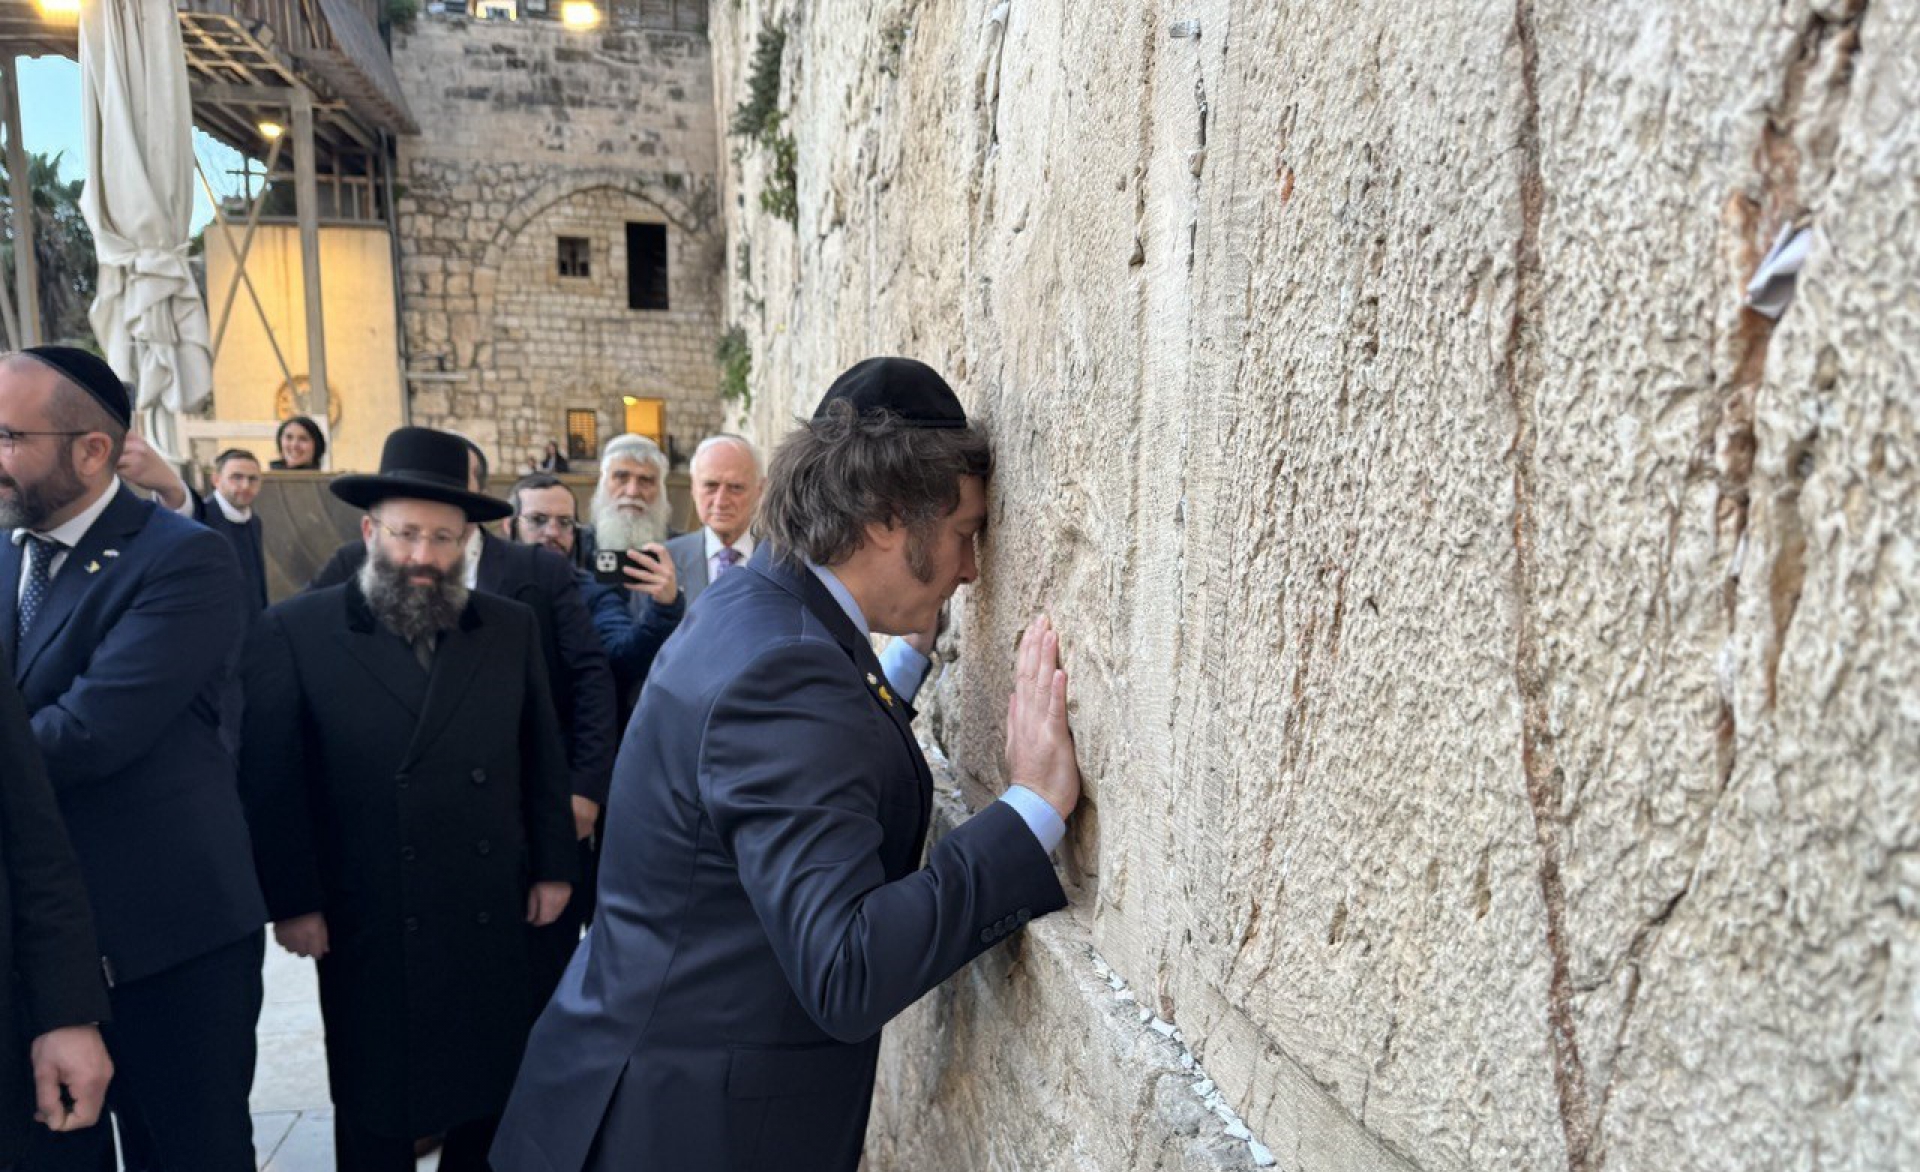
[710,2,1920,1171]
[389,4,722,472]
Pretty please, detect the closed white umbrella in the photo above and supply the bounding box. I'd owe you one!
[77,0,211,452]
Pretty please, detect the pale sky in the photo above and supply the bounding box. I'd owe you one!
[18,54,254,234]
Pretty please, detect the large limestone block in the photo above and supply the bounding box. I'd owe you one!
[712,0,1920,1168]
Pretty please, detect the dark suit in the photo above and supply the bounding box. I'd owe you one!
[0,677,111,1168]
[1,485,267,1172]
[239,582,578,1142]
[491,547,1066,1172]
[662,528,712,605]
[193,494,267,610]
[309,533,618,999]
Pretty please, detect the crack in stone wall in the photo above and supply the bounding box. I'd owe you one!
[1496,1,1593,1167]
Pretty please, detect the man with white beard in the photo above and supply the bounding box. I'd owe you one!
[583,434,682,714]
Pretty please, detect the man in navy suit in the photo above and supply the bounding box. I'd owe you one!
[0,347,266,1172]
[493,358,1085,1172]
[195,449,269,610]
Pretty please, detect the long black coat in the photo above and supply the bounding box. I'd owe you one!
[239,581,577,1138]
[0,677,110,1165]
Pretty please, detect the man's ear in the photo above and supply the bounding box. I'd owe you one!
[360,514,377,545]
[75,433,116,477]
[863,516,907,555]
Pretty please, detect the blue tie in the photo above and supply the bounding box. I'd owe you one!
[17,535,61,643]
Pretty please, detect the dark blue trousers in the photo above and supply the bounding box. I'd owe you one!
[16,931,263,1172]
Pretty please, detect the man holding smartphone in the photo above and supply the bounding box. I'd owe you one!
[583,435,682,714]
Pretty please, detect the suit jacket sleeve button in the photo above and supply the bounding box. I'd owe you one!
[471,768,487,785]
[1016,908,1032,924]
[476,912,491,925]
[979,928,994,944]
[401,846,416,862]
[476,839,492,856]
[404,917,420,933]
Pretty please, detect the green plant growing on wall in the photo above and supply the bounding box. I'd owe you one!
[717,325,752,410]
[757,117,798,223]
[385,0,419,32]
[730,22,798,225]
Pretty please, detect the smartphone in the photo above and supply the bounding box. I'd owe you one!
[591,547,662,586]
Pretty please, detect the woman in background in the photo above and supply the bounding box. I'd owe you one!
[272,416,327,470]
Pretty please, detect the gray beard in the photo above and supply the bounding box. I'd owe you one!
[0,460,87,531]
[592,494,670,551]
[358,545,470,643]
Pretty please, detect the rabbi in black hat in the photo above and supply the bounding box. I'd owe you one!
[238,425,577,1172]
[0,346,264,1171]
[493,359,1085,1172]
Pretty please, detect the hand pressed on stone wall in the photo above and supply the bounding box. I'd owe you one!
[1005,615,1081,822]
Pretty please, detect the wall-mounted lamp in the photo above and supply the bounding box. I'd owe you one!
[257,120,285,141]
[35,0,83,19]
[560,1,601,30]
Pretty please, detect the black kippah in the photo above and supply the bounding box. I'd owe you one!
[813,357,968,429]
[19,346,132,428]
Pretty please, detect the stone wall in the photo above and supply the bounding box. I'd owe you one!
[390,12,723,470]
[711,1,1920,1170]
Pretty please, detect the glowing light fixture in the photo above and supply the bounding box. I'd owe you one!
[560,1,601,29]
[35,0,82,18]
[257,120,285,141]
[621,395,639,406]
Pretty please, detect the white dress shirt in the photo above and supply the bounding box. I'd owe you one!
[705,528,755,582]
[12,476,123,602]
[462,527,484,590]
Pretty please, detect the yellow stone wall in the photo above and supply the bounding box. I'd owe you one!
[204,223,407,472]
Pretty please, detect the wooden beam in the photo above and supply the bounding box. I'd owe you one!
[291,86,328,430]
[200,133,284,355]
[193,152,300,395]
[1,54,39,346]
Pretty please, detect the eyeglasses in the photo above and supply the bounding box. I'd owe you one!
[375,521,465,551]
[0,428,90,454]
[518,513,578,531]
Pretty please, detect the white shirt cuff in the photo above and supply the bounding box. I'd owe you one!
[998,785,1067,855]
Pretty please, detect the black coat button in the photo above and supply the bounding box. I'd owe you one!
[401,847,416,862]
[471,768,487,785]
[476,839,492,856]
[396,773,410,788]
[1016,908,1032,925]
[476,912,491,925]
[404,917,420,933]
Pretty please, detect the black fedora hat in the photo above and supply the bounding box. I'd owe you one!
[330,427,511,522]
